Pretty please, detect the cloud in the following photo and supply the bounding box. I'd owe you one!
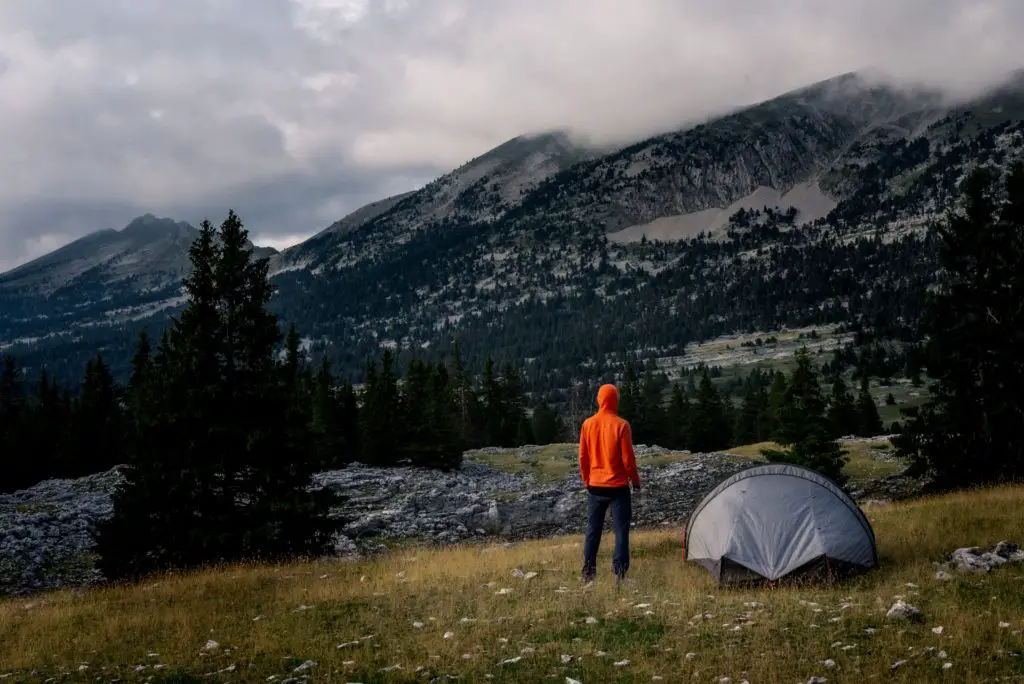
[0,0,1022,270]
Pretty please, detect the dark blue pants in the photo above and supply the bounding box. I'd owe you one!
[582,485,632,581]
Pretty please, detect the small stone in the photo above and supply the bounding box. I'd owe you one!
[943,662,953,670]
[560,654,573,664]
[293,661,317,673]
[412,621,425,628]
[807,678,827,684]
[1000,621,1011,628]
[444,631,455,639]
[822,659,837,668]
[935,570,953,581]
[566,678,582,684]
[891,659,907,670]
[584,616,598,625]
[685,652,697,660]
[203,640,219,651]
[613,660,630,667]
[932,625,944,634]
[886,599,922,622]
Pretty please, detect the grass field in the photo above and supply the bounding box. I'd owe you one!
[465,444,698,484]
[470,438,907,489]
[4,485,1024,683]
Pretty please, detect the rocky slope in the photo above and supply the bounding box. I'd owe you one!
[0,440,923,598]
[1,70,1023,389]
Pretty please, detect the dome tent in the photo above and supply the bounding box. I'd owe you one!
[684,463,878,586]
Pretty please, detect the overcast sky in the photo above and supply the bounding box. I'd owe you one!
[1,0,1022,271]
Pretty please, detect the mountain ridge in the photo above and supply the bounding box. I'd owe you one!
[2,68,1023,390]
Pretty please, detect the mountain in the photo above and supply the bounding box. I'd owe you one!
[271,130,599,274]
[2,69,1023,391]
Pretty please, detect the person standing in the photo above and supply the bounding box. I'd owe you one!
[578,383,640,586]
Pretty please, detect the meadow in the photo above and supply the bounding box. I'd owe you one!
[3,484,1024,682]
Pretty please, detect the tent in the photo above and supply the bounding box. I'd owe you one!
[684,463,878,586]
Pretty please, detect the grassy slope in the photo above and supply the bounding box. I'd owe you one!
[470,439,907,488]
[4,486,1024,683]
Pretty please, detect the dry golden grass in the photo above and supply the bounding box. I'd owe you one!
[725,439,906,486]
[3,486,1024,682]
[467,443,701,483]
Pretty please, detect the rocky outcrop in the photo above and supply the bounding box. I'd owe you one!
[0,468,123,598]
[0,445,913,598]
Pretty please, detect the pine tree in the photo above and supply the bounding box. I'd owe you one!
[0,356,29,493]
[68,354,123,478]
[480,358,505,446]
[762,347,848,486]
[360,349,401,466]
[763,371,789,441]
[734,377,769,446]
[895,163,1024,488]
[688,369,731,452]
[94,211,341,581]
[826,376,859,438]
[618,359,639,424]
[449,339,481,448]
[855,376,884,437]
[665,382,691,449]
[530,402,565,445]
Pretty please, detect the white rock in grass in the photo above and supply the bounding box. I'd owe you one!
[524,571,538,580]
[293,661,317,673]
[613,660,630,667]
[807,678,828,684]
[566,678,582,684]
[500,656,522,665]
[999,621,1011,628]
[443,631,455,640]
[560,654,573,664]
[885,600,922,622]
[584,616,598,625]
[495,588,513,596]
[943,662,953,670]
[203,640,219,651]
[932,625,944,634]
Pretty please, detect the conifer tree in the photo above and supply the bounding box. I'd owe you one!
[762,347,848,486]
[763,371,789,440]
[0,356,28,492]
[826,375,859,438]
[895,163,1024,487]
[530,402,565,445]
[68,354,123,478]
[94,211,341,581]
[734,376,769,446]
[688,369,731,452]
[666,382,691,449]
[855,376,883,436]
[359,349,401,466]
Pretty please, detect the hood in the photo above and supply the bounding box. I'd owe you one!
[597,384,619,413]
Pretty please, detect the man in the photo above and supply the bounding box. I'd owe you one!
[578,383,640,587]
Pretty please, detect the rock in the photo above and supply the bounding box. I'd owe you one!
[0,445,915,597]
[942,542,1024,574]
[886,599,922,622]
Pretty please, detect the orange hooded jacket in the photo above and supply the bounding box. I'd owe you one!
[578,384,640,489]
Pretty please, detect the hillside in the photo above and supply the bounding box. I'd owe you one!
[3,483,1023,682]
[2,70,1023,390]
